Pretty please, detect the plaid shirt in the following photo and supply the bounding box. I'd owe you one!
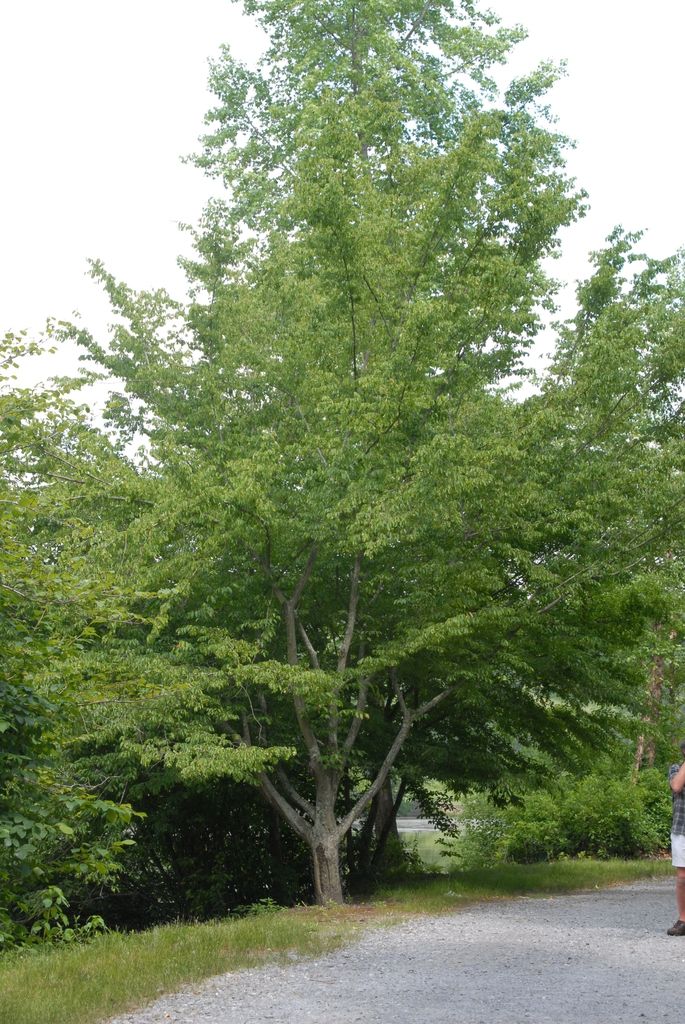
[669,764,685,835]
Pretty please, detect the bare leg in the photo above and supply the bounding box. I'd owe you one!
[676,868,685,920]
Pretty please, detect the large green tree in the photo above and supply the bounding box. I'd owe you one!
[20,0,685,903]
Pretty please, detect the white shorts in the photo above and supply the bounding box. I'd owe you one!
[671,833,685,867]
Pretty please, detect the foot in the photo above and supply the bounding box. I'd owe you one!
[667,919,685,935]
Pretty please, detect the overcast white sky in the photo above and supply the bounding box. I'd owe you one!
[1,0,683,373]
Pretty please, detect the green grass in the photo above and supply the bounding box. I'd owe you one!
[0,907,364,1024]
[0,859,673,1024]
[378,857,673,914]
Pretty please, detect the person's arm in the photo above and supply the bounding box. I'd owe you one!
[670,763,685,793]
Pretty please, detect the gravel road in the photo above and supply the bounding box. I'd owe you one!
[108,879,683,1024]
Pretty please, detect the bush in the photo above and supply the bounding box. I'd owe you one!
[79,779,313,930]
[453,766,672,866]
[635,767,673,851]
[0,683,138,949]
[377,835,426,879]
[503,791,566,863]
[446,791,508,868]
[560,775,648,858]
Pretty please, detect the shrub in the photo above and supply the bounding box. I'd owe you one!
[503,791,566,863]
[635,767,672,851]
[560,775,648,858]
[0,683,138,949]
[453,766,672,867]
[378,835,426,879]
[447,791,508,868]
[76,778,312,930]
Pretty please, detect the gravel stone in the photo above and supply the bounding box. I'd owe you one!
[106,879,682,1024]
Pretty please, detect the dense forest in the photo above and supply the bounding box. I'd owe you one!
[1,0,683,947]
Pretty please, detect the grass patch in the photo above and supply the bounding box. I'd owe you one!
[0,906,367,1024]
[0,859,672,1024]
[377,857,673,914]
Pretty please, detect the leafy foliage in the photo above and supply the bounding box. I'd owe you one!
[453,764,672,865]
[76,776,313,929]
[0,335,138,947]
[69,700,313,929]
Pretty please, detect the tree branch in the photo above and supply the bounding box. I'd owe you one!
[0,580,35,601]
[37,445,101,482]
[339,248,359,380]
[259,773,312,843]
[342,676,371,757]
[329,553,362,753]
[401,1,431,45]
[413,685,458,721]
[361,273,397,348]
[339,677,459,839]
[337,553,362,673]
[291,543,318,607]
[276,768,316,822]
[338,712,413,837]
[297,616,320,669]
[293,693,323,777]
[390,667,407,717]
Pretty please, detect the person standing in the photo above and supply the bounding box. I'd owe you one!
[667,741,685,935]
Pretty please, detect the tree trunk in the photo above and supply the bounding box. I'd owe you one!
[311,835,343,904]
[351,797,378,879]
[644,654,664,767]
[374,776,400,843]
[371,777,407,870]
[633,633,665,776]
[266,807,288,905]
[343,771,355,872]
